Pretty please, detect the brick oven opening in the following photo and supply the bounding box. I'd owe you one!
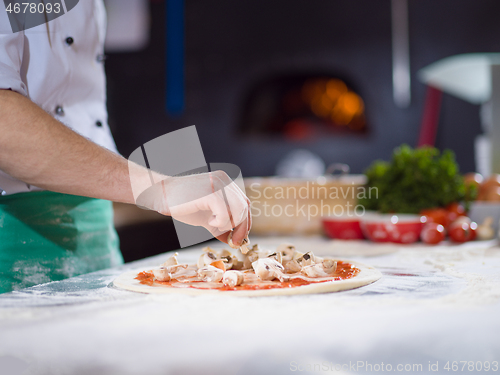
[239,73,367,140]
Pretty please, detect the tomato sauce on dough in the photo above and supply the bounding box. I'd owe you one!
[135,261,360,291]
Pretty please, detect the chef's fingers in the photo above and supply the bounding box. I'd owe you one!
[230,216,250,247]
[214,215,249,247]
[228,195,251,246]
[214,199,250,246]
[225,186,248,226]
[204,192,233,231]
[215,231,231,245]
[169,192,232,233]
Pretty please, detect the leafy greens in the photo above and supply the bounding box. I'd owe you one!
[358,145,475,214]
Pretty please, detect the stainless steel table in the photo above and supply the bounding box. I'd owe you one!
[1,237,499,375]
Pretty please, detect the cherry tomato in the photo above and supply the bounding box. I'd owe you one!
[448,219,477,243]
[420,207,450,228]
[452,216,471,225]
[446,202,466,223]
[469,221,478,241]
[421,223,446,245]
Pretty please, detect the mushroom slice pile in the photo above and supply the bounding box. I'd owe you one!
[153,243,339,287]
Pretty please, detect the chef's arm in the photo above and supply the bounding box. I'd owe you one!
[0,90,251,245]
[0,89,134,204]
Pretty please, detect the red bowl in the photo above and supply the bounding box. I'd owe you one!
[360,213,425,244]
[322,216,365,240]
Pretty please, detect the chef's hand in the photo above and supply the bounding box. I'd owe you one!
[135,171,251,247]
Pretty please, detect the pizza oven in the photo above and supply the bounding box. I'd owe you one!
[239,72,368,141]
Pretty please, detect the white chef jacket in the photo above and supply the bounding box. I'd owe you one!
[0,0,117,195]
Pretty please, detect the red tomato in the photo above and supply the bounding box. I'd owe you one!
[421,223,446,245]
[446,202,466,223]
[452,216,471,225]
[449,219,477,243]
[420,208,450,228]
[469,221,478,241]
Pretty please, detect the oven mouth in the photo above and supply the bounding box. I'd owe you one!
[239,72,368,140]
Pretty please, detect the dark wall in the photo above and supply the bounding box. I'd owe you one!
[106,0,500,177]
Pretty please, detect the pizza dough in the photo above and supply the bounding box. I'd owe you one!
[113,259,381,297]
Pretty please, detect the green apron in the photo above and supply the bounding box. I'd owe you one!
[0,191,123,294]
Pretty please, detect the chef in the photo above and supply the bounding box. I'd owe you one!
[0,1,251,293]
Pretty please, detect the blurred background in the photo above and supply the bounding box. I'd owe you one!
[103,0,500,261]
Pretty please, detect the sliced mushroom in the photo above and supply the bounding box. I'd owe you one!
[292,251,304,260]
[160,252,179,267]
[268,252,283,264]
[222,270,244,287]
[220,249,238,270]
[283,259,302,274]
[252,258,289,282]
[296,252,315,267]
[227,232,251,254]
[153,267,171,282]
[242,248,260,270]
[239,236,251,254]
[322,259,337,274]
[197,265,224,282]
[301,259,337,278]
[154,263,188,280]
[197,249,219,269]
[301,264,329,278]
[277,243,296,261]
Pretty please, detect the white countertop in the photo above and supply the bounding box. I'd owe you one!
[1,237,499,375]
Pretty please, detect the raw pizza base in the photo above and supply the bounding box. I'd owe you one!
[112,260,382,297]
